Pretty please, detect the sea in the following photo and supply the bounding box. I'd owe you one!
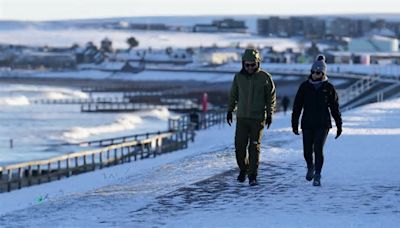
[0,83,173,166]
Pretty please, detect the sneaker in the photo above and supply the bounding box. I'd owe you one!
[313,174,321,186]
[237,170,247,182]
[248,175,258,186]
[306,167,315,181]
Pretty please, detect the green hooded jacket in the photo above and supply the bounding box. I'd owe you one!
[228,68,276,120]
[228,49,276,120]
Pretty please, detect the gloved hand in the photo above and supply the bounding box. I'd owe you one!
[292,127,299,135]
[335,125,342,139]
[266,115,272,129]
[226,111,233,126]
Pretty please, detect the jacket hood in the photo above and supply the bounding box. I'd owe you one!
[241,49,262,62]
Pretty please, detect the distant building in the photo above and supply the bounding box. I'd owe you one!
[114,48,193,65]
[260,47,302,63]
[355,19,372,37]
[325,51,400,65]
[302,17,326,39]
[257,17,290,37]
[288,17,305,36]
[109,22,168,31]
[386,21,400,37]
[75,42,105,64]
[129,23,168,31]
[368,28,397,38]
[349,35,399,53]
[328,18,356,38]
[258,17,325,38]
[193,24,219,33]
[194,47,240,65]
[212,18,248,33]
[193,18,247,33]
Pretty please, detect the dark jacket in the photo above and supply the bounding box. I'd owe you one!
[292,79,342,130]
[228,68,276,120]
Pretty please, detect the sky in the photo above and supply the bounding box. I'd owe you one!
[0,0,400,21]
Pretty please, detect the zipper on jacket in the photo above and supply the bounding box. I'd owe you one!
[247,74,254,117]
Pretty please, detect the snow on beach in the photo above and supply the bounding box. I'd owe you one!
[0,98,399,227]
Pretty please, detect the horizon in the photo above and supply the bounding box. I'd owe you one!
[1,0,400,21]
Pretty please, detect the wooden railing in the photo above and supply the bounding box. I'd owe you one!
[32,97,126,105]
[0,109,226,193]
[338,75,380,106]
[0,130,191,193]
[75,131,171,147]
[81,102,201,113]
[168,109,226,131]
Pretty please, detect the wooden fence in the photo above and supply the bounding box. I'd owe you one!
[81,102,202,113]
[0,131,190,193]
[0,109,226,193]
[75,131,172,148]
[32,97,126,105]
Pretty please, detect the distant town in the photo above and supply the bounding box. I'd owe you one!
[1,16,400,72]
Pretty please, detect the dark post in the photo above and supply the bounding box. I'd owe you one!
[57,160,61,180]
[99,152,103,169]
[127,146,132,162]
[47,162,51,182]
[83,155,87,171]
[66,159,70,177]
[27,165,32,186]
[37,164,42,184]
[114,148,118,165]
[7,169,12,192]
[18,168,23,189]
[92,154,95,170]
[74,157,78,171]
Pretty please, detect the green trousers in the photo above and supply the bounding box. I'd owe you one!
[235,118,265,178]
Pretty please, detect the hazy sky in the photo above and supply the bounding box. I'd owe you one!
[1,0,400,21]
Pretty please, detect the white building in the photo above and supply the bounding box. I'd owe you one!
[349,35,399,53]
[194,48,240,65]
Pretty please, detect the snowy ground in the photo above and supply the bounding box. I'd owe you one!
[0,98,400,227]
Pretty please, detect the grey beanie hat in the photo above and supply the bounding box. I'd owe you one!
[311,54,327,74]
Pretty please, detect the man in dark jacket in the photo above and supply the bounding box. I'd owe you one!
[292,54,342,186]
[227,48,276,186]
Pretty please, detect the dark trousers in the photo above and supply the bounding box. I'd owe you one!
[235,118,265,178]
[302,128,329,175]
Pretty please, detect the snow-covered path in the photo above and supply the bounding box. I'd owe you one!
[1,99,400,227]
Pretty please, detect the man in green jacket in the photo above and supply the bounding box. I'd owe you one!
[227,48,276,186]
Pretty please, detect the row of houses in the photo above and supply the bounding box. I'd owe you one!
[0,42,107,70]
[1,32,399,71]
